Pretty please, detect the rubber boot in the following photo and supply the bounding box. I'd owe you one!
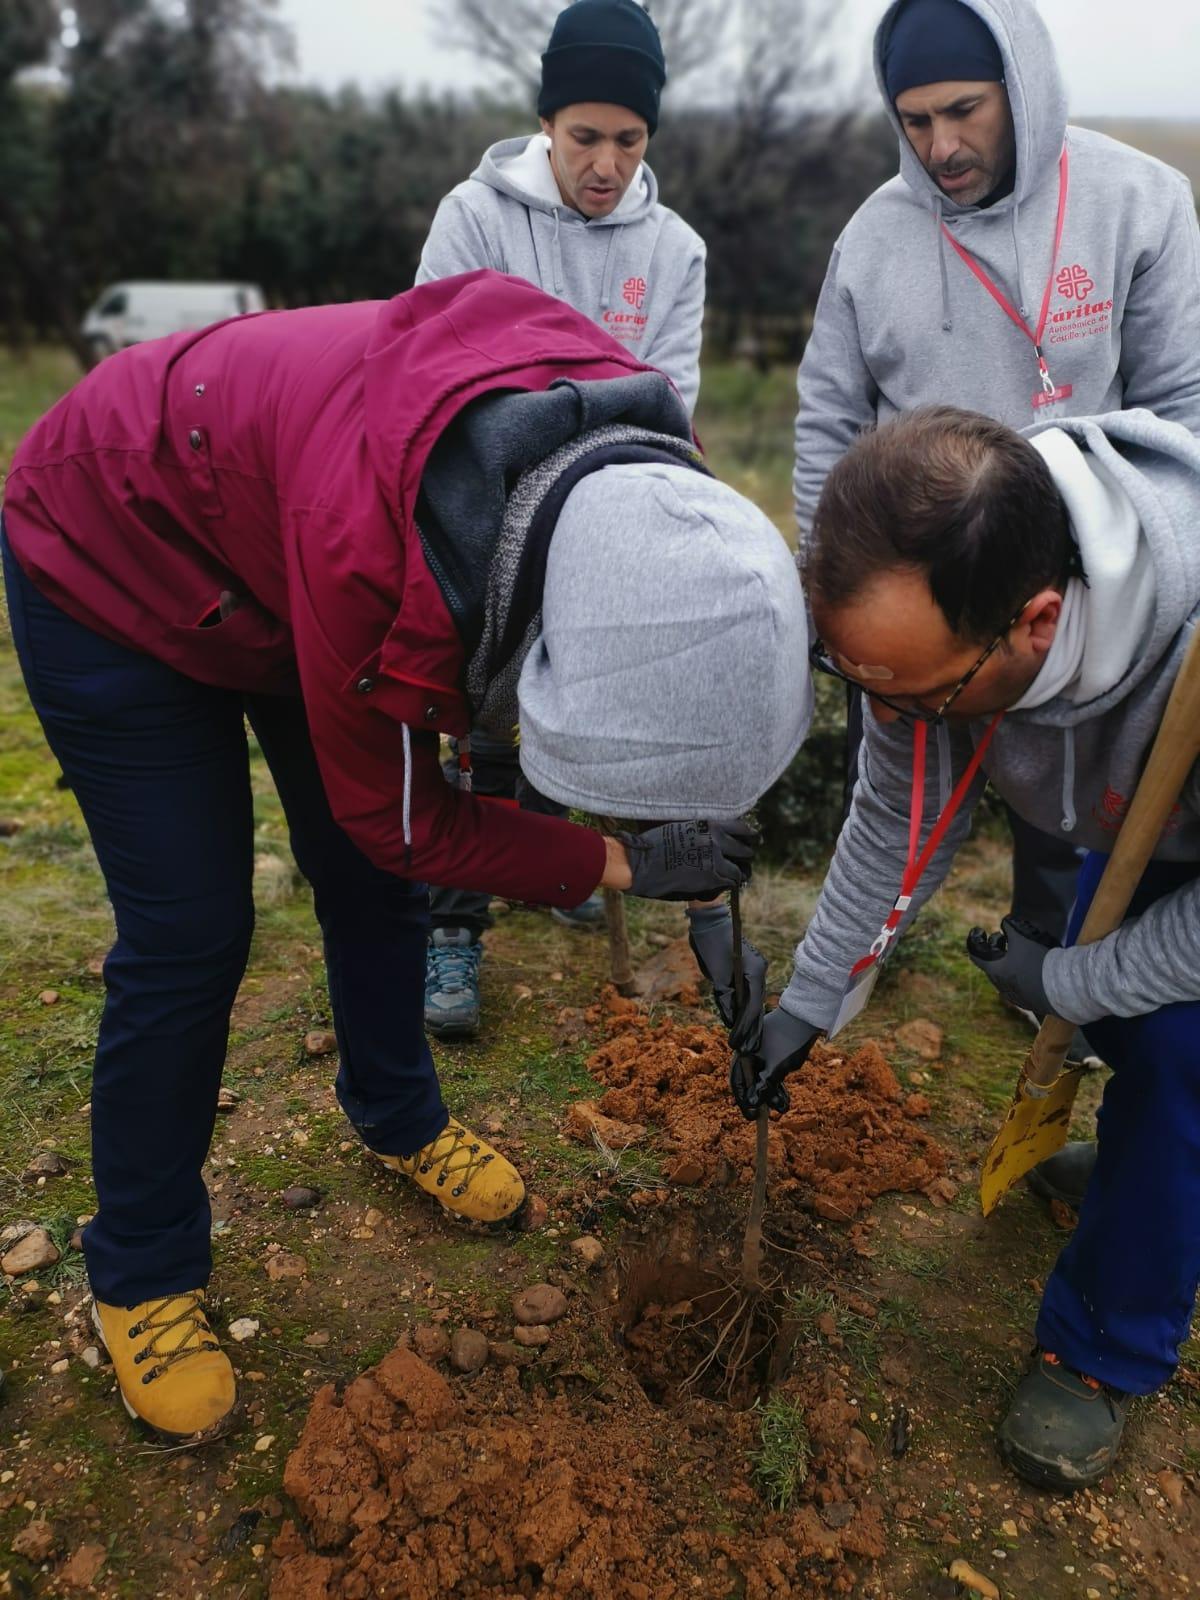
[999,1349,1131,1491]
[1027,1140,1098,1210]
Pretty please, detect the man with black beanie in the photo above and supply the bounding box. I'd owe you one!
[415,0,706,1041]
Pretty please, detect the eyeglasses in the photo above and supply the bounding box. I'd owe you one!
[810,600,1032,726]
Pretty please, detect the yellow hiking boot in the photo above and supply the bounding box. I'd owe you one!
[373,1117,526,1225]
[92,1291,237,1443]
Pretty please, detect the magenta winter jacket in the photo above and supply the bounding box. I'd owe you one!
[2,271,658,902]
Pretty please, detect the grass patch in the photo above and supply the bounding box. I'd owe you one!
[751,1393,811,1511]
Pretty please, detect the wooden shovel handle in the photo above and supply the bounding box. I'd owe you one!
[1027,624,1200,1089]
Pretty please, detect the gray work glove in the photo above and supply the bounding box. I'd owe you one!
[966,915,1056,1018]
[731,1005,821,1120]
[686,902,767,1052]
[616,818,755,902]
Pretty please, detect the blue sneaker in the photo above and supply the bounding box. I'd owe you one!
[551,893,606,930]
[425,929,482,1039]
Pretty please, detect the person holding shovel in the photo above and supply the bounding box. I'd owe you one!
[793,0,1200,1101]
[416,0,707,1039]
[1,268,810,1443]
[728,401,1200,1490]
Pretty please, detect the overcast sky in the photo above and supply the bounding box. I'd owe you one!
[278,0,1200,119]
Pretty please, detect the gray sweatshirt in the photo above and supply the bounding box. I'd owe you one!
[782,409,1200,1031]
[417,134,706,414]
[793,0,1200,535]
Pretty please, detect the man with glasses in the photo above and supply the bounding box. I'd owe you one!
[793,0,1200,1102]
[727,402,1200,1490]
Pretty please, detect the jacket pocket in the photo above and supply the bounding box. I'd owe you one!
[164,593,297,694]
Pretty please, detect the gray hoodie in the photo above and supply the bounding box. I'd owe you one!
[417,135,706,414]
[782,409,1200,1031]
[793,0,1200,534]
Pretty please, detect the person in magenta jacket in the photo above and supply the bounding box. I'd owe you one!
[1,269,810,1443]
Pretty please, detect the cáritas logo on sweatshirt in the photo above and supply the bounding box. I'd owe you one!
[1046,262,1113,348]
[1094,784,1183,837]
[604,276,650,345]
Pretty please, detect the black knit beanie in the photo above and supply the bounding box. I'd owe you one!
[538,0,667,135]
[883,0,1004,100]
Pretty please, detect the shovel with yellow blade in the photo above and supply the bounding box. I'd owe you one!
[980,624,1200,1216]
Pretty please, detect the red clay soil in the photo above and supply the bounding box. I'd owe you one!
[579,992,949,1221]
[270,1343,886,1600]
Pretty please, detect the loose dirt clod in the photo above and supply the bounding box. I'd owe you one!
[577,997,948,1221]
[272,1339,885,1600]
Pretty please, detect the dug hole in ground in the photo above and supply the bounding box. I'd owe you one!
[268,903,1200,1600]
[272,983,947,1600]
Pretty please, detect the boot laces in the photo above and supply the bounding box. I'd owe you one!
[406,1120,494,1199]
[427,941,480,996]
[128,1292,218,1385]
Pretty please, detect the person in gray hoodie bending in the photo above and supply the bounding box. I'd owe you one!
[793,0,1200,1037]
[418,0,705,414]
[416,0,707,1041]
[722,402,1200,1492]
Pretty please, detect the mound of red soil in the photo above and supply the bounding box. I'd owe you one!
[271,1343,886,1600]
[579,994,948,1220]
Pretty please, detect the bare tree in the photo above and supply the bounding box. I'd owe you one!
[436,0,738,100]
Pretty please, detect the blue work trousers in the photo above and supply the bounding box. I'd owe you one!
[1037,850,1200,1393]
[3,535,447,1307]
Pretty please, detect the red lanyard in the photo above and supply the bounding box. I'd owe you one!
[940,147,1070,400]
[850,713,1004,976]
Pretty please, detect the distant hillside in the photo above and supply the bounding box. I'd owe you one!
[1079,118,1200,191]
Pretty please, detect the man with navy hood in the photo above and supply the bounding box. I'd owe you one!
[792,0,1200,1174]
[417,0,707,1041]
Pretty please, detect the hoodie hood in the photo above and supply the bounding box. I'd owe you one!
[1015,408,1200,728]
[517,464,813,820]
[473,134,658,227]
[874,0,1068,218]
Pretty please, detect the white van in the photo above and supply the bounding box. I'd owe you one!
[81,281,266,359]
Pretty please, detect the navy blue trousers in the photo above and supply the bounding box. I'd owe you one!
[1037,850,1200,1393]
[3,536,447,1306]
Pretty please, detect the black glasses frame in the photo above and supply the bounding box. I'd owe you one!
[810,600,1032,726]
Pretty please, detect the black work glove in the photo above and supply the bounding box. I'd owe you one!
[686,902,767,1052]
[731,1005,821,1120]
[616,818,755,902]
[966,914,1057,1018]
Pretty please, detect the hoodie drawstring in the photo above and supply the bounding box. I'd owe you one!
[549,208,565,295]
[599,228,619,312]
[934,200,953,332]
[1010,195,1029,321]
[1060,727,1078,832]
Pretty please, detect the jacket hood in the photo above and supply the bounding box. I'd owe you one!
[472,134,659,227]
[361,269,682,535]
[874,0,1068,217]
[1016,408,1200,728]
